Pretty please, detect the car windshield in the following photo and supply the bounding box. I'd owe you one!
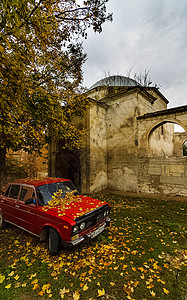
[36,181,77,206]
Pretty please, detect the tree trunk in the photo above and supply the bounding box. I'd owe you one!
[0,147,6,191]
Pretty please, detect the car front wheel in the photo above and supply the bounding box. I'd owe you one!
[0,211,7,229]
[48,228,60,255]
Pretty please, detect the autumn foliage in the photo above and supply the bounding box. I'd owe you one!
[0,0,112,188]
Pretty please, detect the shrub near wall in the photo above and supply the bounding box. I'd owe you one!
[3,157,28,187]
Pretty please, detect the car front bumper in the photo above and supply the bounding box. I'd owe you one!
[62,218,111,249]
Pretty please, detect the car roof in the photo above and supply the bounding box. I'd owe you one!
[12,178,71,188]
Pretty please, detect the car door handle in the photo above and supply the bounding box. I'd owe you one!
[15,205,20,208]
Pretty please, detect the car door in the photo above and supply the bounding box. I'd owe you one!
[1,184,21,225]
[14,185,39,235]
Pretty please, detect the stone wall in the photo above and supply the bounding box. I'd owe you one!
[89,104,107,193]
[173,132,187,156]
[49,82,187,197]
[149,123,174,156]
[138,156,187,196]
[106,93,138,191]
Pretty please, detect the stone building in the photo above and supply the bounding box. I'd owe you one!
[49,75,187,196]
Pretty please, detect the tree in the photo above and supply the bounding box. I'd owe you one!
[183,141,187,156]
[0,0,112,189]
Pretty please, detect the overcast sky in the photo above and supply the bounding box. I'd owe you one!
[81,0,187,109]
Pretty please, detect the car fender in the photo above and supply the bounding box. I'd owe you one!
[40,222,71,242]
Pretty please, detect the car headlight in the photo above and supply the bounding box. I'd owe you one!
[73,225,79,233]
[80,222,85,230]
[106,209,110,215]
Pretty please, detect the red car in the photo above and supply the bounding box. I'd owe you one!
[0,178,111,255]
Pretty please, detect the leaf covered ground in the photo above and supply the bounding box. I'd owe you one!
[0,193,186,299]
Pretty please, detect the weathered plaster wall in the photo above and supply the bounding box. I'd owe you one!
[50,82,187,197]
[89,104,107,193]
[138,157,187,196]
[106,94,138,191]
[86,86,108,101]
[137,91,167,116]
[137,108,187,196]
[149,123,174,156]
[173,132,187,156]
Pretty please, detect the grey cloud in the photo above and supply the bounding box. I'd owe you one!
[82,0,187,107]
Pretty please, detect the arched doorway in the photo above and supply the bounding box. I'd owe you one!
[148,121,186,157]
[138,119,187,196]
[55,141,81,191]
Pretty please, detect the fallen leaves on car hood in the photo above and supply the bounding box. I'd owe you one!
[41,190,106,220]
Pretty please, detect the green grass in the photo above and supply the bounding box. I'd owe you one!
[0,194,186,299]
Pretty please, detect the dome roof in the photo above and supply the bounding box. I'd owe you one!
[89,75,138,90]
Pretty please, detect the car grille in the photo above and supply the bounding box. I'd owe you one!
[75,204,110,230]
[96,213,104,223]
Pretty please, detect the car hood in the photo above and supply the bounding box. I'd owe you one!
[41,195,107,220]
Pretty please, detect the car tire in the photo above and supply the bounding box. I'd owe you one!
[48,228,60,255]
[0,211,7,229]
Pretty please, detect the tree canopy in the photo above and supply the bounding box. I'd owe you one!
[0,0,112,188]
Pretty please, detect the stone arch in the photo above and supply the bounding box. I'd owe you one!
[138,117,187,157]
[137,113,187,196]
[148,123,173,157]
[147,118,187,141]
[147,118,186,157]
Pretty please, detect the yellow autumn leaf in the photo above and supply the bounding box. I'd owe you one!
[153,263,158,270]
[138,267,144,272]
[150,290,156,297]
[42,283,51,291]
[163,288,170,294]
[8,271,14,277]
[31,279,38,285]
[98,288,105,297]
[0,275,5,283]
[110,282,115,286]
[33,284,39,290]
[14,274,20,281]
[147,284,154,289]
[83,283,89,291]
[73,290,80,300]
[5,283,11,289]
[0,45,4,52]
[38,290,44,296]
[29,273,37,279]
[15,282,20,288]
[21,282,27,287]
[22,282,27,287]
[134,281,139,287]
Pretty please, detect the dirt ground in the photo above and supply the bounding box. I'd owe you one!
[95,189,187,202]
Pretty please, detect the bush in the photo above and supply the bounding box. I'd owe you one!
[4,157,28,185]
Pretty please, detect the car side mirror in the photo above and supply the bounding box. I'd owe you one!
[25,198,36,205]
